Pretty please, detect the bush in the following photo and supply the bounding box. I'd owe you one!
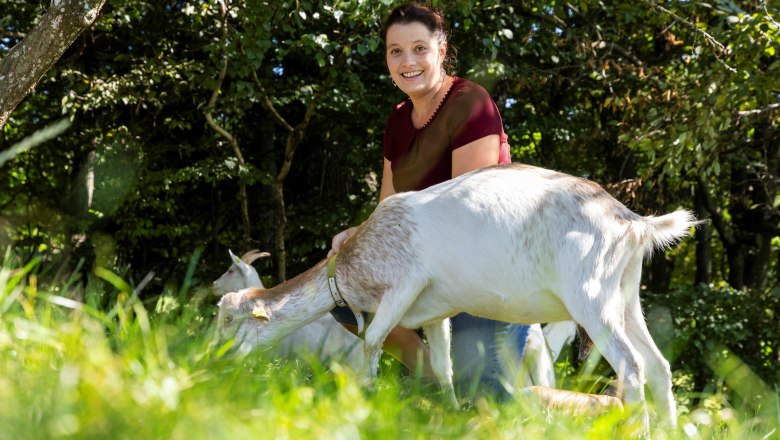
[645,284,779,401]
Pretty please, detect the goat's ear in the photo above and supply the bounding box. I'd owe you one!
[228,249,242,265]
[251,303,271,321]
[242,250,271,265]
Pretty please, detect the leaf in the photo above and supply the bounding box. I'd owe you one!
[94,267,133,296]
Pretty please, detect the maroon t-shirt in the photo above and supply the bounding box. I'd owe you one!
[383,76,511,192]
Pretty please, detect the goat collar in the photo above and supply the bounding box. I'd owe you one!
[326,255,365,334]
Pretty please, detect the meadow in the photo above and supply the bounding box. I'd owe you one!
[1,252,777,440]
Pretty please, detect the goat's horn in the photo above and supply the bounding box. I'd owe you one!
[241,250,271,264]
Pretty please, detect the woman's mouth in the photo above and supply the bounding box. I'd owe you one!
[401,70,423,79]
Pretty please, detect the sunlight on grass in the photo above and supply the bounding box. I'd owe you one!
[0,252,777,439]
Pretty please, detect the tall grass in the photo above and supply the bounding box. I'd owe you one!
[0,252,777,439]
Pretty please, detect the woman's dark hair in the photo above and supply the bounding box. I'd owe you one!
[382,2,456,73]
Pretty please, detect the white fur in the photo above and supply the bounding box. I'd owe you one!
[500,321,578,389]
[213,249,268,292]
[213,250,363,370]
[543,321,578,363]
[500,323,553,389]
[218,164,696,426]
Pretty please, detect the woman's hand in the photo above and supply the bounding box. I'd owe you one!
[328,226,359,257]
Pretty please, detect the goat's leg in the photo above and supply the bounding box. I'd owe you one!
[620,254,677,428]
[565,288,649,428]
[361,281,427,385]
[624,290,677,427]
[422,318,458,408]
[524,323,556,387]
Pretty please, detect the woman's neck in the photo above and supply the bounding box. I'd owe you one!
[410,75,451,128]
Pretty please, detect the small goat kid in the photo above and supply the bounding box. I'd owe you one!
[218,164,696,427]
[213,249,270,291]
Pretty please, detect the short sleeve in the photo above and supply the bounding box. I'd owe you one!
[448,84,505,150]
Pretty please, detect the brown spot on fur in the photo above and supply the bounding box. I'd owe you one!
[246,259,328,302]
[336,196,420,310]
[577,325,595,361]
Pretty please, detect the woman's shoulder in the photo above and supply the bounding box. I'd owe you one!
[450,76,493,102]
[386,98,413,131]
[389,98,412,117]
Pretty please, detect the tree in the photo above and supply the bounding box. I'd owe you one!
[0,0,107,130]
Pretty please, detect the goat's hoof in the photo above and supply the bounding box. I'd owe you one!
[445,390,460,410]
[359,374,375,390]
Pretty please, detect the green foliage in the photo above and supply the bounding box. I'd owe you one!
[645,284,780,391]
[1,0,779,402]
[1,255,779,439]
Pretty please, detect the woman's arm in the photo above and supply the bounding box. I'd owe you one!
[379,158,396,202]
[452,134,500,178]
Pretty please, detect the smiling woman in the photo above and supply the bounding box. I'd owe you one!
[327,2,529,398]
[384,21,450,126]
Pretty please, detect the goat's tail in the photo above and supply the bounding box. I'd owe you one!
[632,210,700,254]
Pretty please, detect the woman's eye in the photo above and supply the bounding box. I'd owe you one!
[389,48,400,55]
[415,46,427,52]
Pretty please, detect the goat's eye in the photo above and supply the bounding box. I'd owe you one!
[224,315,233,324]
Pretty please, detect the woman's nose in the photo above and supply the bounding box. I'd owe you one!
[400,52,415,67]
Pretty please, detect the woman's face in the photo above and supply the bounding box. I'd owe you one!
[385,21,446,100]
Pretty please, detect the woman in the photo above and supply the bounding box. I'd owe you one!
[329,2,530,397]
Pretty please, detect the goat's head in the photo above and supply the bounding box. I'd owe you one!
[212,249,270,295]
[216,287,277,351]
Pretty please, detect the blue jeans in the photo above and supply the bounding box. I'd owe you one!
[451,313,530,399]
[330,307,530,398]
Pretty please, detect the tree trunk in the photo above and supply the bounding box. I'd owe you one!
[204,4,252,249]
[0,0,107,130]
[646,255,674,292]
[273,177,288,282]
[253,71,331,282]
[696,176,745,288]
[725,244,746,289]
[694,186,712,285]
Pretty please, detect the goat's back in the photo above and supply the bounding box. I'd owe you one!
[360,164,692,325]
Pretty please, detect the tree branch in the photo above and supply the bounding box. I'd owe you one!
[203,0,251,247]
[275,76,332,185]
[593,40,644,67]
[638,0,736,73]
[204,57,246,166]
[696,176,737,247]
[248,67,294,133]
[737,102,780,117]
[0,0,107,130]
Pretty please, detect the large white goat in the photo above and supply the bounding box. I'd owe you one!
[218,164,696,427]
[215,249,560,386]
[213,250,364,370]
